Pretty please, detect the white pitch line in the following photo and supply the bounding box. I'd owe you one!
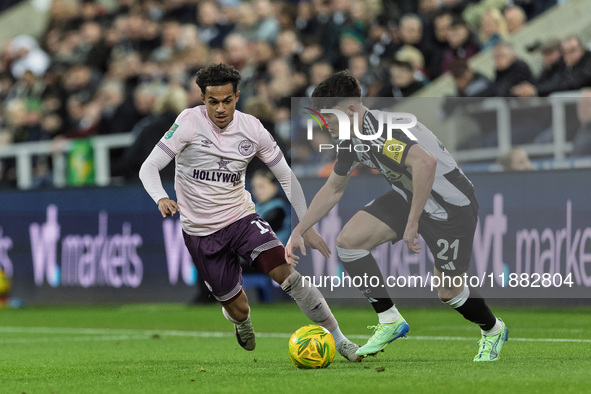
[0,327,589,344]
[0,335,149,345]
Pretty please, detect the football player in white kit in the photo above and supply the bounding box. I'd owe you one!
[140,64,360,361]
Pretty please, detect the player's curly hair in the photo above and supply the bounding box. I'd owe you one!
[195,63,241,94]
[311,70,361,109]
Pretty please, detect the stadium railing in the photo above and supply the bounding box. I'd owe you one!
[0,133,133,189]
[452,91,580,163]
[2,89,585,189]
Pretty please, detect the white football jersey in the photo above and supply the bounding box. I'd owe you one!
[156,106,282,236]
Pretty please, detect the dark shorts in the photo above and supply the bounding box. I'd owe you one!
[362,190,478,274]
[182,213,283,303]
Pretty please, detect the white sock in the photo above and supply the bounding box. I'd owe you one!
[378,305,401,324]
[280,270,338,332]
[330,326,346,347]
[482,318,502,336]
[222,307,249,325]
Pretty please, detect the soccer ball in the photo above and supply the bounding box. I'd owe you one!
[288,324,336,369]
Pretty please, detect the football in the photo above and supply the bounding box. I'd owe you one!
[288,324,336,369]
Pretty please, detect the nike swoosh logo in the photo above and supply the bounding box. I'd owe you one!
[235,327,249,348]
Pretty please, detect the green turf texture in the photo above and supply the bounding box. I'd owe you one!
[1,303,590,394]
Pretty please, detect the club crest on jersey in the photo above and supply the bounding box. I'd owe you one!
[165,123,179,139]
[238,140,254,156]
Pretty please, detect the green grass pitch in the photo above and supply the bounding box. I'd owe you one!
[1,303,590,393]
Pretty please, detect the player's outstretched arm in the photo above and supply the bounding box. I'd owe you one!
[139,145,174,215]
[403,144,436,253]
[285,171,351,265]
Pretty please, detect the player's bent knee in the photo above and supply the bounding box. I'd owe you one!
[222,290,250,321]
[336,230,357,250]
[268,263,292,285]
[437,286,463,302]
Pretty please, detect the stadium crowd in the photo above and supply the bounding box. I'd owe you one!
[0,0,584,188]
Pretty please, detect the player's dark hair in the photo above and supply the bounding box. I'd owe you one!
[311,70,361,109]
[195,63,241,94]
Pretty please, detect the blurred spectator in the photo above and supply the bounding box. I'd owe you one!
[4,70,45,104]
[242,96,284,179]
[484,42,534,97]
[512,38,565,97]
[6,35,51,79]
[503,5,527,34]
[461,0,506,29]
[0,72,15,102]
[149,18,181,62]
[426,10,452,79]
[0,0,566,188]
[0,98,48,187]
[61,63,101,103]
[112,85,187,180]
[441,0,470,15]
[62,94,102,139]
[497,147,532,171]
[365,15,400,68]
[79,21,112,72]
[449,59,493,97]
[253,0,280,43]
[276,1,298,31]
[512,0,557,20]
[395,45,429,85]
[441,18,480,74]
[305,62,334,97]
[558,35,591,89]
[233,2,259,43]
[196,0,234,49]
[512,35,591,97]
[223,33,251,73]
[348,55,376,97]
[94,80,126,133]
[570,89,591,157]
[333,29,365,71]
[379,60,424,98]
[101,82,162,135]
[399,13,432,65]
[318,0,353,67]
[478,8,508,51]
[251,169,291,245]
[443,59,494,149]
[417,0,440,22]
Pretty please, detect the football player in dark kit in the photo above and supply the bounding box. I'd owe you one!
[287,71,508,362]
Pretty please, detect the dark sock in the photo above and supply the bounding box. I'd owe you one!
[454,290,497,331]
[340,253,394,314]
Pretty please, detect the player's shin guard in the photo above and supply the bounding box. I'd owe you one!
[280,270,338,332]
[337,247,394,314]
[444,286,497,331]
